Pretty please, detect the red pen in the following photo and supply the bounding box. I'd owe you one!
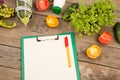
[64,36,71,67]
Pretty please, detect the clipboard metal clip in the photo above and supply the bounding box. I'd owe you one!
[37,35,59,41]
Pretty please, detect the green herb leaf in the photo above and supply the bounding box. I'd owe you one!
[62,0,116,38]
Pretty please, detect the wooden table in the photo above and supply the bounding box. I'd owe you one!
[0,0,120,80]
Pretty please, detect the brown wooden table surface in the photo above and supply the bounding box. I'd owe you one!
[0,0,120,80]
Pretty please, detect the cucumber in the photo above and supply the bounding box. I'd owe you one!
[114,22,120,43]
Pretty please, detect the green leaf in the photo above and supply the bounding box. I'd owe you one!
[62,0,116,39]
[78,33,82,39]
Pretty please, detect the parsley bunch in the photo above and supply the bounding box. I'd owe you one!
[63,0,116,38]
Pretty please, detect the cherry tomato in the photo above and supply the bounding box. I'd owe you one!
[36,0,50,11]
[86,44,102,59]
[98,31,112,44]
[46,15,59,28]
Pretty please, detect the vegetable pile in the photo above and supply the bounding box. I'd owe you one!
[62,0,116,38]
[0,3,16,28]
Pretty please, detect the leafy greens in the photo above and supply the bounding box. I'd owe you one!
[62,0,116,38]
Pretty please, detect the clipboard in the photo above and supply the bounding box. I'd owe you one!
[21,32,80,80]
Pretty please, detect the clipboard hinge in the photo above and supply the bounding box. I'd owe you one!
[37,35,59,41]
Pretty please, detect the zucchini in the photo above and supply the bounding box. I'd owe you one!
[16,0,32,25]
[114,22,120,43]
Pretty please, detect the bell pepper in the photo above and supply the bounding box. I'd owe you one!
[36,0,50,11]
[98,31,112,44]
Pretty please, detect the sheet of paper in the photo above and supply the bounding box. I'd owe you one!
[22,34,78,80]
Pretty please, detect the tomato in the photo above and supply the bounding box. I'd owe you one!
[46,15,59,28]
[98,31,112,44]
[36,0,50,11]
[86,44,102,59]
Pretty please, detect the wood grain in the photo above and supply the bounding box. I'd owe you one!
[0,45,20,69]
[0,15,41,47]
[33,0,120,19]
[29,14,120,48]
[0,66,20,80]
[77,41,120,69]
[79,62,120,80]
[0,13,120,69]
[0,0,120,80]
[0,45,120,80]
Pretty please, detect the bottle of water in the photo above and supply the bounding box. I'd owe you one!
[52,0,66,14]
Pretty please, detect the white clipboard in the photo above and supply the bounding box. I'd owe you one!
[21,32,80,80]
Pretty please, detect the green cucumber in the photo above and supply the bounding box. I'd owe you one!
[114,22,120,43]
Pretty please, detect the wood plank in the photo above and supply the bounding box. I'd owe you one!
[4,0,120,21]
[0,45,120,80]
[3,0,120,48]
[0,26,40,47]
[0,44,120,80]
[29,15,120,69]
[1,62,120,80]
[30,15,120,48]
[4,0,15,8]
[32,0,97,18]
[0,66,20,80]
[32,0,71,18]
[0,13,72,47]
[1,0,120,72]
[76,41,120,69]
[28,14,74,34]
[0,45,20,69]
[0,14,41,47]
[1,61,120,80]
[33,0,120,19]
[0,13,120,69]
[75,26,120,48]
[79,62,120,80]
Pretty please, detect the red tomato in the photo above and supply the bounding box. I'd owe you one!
[36,0,50,11]
[98,31,112,44]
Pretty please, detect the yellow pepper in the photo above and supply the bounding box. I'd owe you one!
[86,44,102,59]
[46,15,59,28]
